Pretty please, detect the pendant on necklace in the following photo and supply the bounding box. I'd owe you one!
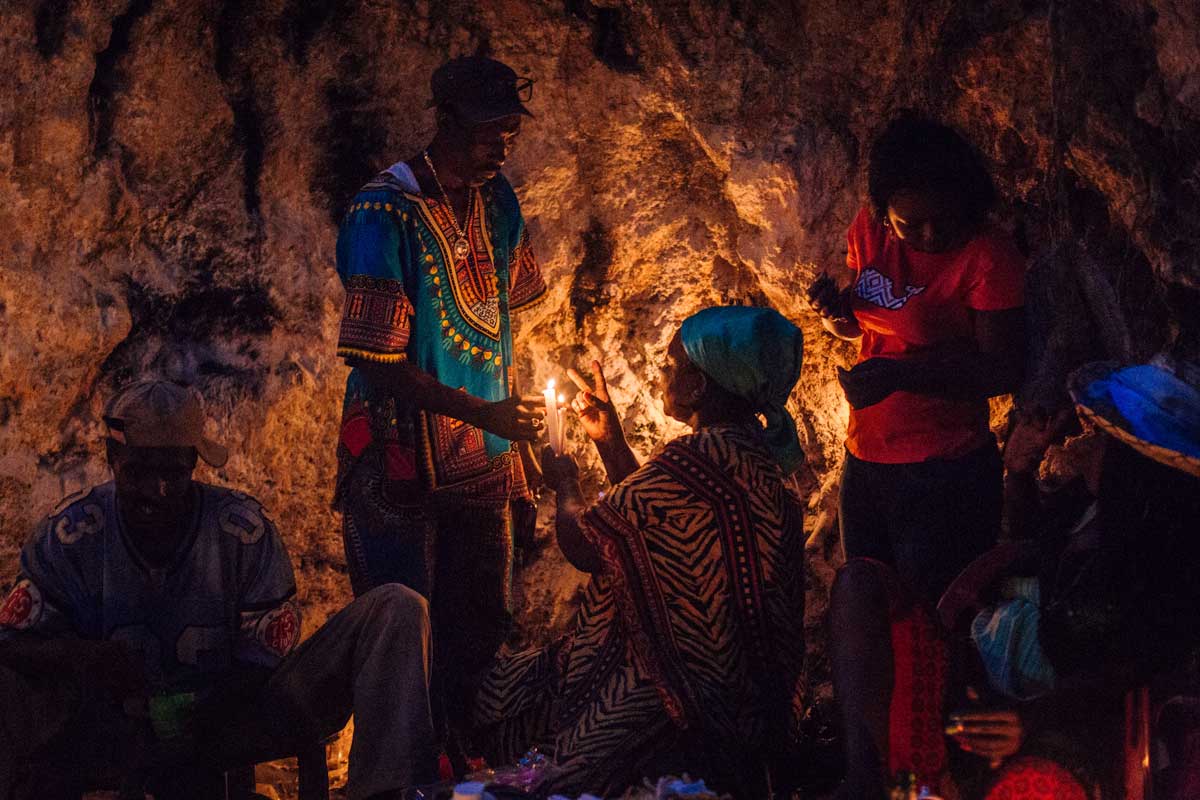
[453,236,470,261]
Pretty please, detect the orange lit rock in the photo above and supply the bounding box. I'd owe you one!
[1,7,1198,776]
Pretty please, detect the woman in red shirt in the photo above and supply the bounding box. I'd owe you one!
[809,114,1026,797]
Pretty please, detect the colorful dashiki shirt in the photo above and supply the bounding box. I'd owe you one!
[0,482,299,692]
[474,425,807,797]
[334,162,546,504]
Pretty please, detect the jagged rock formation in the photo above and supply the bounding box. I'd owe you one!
[2,0,1199,783]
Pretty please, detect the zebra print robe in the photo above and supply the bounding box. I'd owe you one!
[475,424,806,797]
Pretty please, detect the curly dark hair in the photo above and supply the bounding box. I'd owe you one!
[867,112,996,229]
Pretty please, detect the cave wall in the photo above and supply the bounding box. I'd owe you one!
[2,0,1199,700]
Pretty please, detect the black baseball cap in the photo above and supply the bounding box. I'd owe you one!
[428,56,534,125]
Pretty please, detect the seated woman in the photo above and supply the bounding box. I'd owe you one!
[949,356,1200,799]
[473,306,808,798]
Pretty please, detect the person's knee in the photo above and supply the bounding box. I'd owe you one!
[360,582,431,624]
[831,557,897,625]
[833,558,891,601]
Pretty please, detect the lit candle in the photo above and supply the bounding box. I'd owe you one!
[544,379,561,454]
[557,393,567,452]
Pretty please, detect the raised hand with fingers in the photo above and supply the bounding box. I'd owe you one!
[567,360,622,446]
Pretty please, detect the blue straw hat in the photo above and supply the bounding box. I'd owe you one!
[1068,356,1200,478]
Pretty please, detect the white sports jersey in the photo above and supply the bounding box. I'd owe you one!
[0,482,300,690]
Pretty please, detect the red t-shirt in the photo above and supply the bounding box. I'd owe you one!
[844,207,1025,463]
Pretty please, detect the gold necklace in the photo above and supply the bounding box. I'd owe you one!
[423,150,473,262]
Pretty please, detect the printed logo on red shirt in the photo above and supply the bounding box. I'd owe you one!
[0,579,44,630]
[854,267,926,310]
[256,602,300,657]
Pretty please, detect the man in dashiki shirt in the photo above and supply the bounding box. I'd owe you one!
[0,380,436,800]
[332,56,547,761]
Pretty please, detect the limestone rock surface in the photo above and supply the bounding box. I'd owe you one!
[2,0,1199,783]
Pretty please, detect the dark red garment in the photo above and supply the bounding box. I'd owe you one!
[985,756,1088,800]
[888,603,949,792]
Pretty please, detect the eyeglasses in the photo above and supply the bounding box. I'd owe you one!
[472,75,533,103]
[514,77,533,102]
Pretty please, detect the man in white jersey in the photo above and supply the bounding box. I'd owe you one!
[0,380,436,800]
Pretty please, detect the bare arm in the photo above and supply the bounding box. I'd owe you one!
[350,358,543,441]
[895,308,1026,400]
[553,479,603,574]
[508,366,543,492]
[837,308,1026,410]
[1000,408,1075,539]
[541,447,603,574]
[1003,467,1042,541]
[594,439,640,487]
[0,637,146,698]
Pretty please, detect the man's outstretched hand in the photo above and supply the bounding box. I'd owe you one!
[477,394,546,441]
[567,360,622,447]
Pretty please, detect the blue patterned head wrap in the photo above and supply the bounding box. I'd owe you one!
[680,306,806,474]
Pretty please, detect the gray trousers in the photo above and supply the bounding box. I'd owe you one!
[0,584,436,800]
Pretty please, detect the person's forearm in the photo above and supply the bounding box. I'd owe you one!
[898,351,1023,401]
[555,480,602,574]
[896,308,1025,402]
[1003,468,1042,540]
[595,438,640,486]
[0,637,85,674]
[353,359,489,425]
[820,316,862,341]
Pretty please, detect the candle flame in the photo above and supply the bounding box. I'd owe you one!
[558,394,565,404]
[547,378,556,390]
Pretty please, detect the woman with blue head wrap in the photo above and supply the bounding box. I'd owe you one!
[473,307,808,798]
[675,306,807,474]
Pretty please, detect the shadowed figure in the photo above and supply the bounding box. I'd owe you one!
[0,381,436,800]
